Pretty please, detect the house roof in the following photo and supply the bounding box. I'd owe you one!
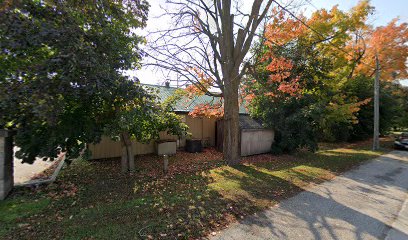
[143,84,248,114]
[239,115,265,129]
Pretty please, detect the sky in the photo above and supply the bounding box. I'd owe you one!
[307,0,407,26]
[133,0,408,87]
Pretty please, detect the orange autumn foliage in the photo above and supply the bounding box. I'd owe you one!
[262,53,302,98]
[186,2,407,120]
[356,19,408,80]
[264,8,307,46]
[182,68,224,118]
[184,68,215,97]
[189,103,224,118]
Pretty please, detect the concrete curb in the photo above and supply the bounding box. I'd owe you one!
[14,154,66,187]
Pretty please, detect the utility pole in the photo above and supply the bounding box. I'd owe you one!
[373,54,380,150]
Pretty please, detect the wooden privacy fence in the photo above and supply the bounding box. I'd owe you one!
[88,114,217,159]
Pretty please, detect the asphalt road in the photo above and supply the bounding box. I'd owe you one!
[211,151,408,240]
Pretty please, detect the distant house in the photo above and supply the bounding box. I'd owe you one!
[88,83,274,159]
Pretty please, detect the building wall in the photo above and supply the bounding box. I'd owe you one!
[186,116,216,147]
[216,119,275,156]
[88,115,217,159]
[240,129,275,157]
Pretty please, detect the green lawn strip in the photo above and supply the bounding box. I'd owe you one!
[1,139,393,239]
[62,176,233,239]
[298,148,387,173]
[207,144,390,215]
[0,196,50,237]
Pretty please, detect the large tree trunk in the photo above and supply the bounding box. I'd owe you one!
[120,132,135,172]
[223,78,240,165]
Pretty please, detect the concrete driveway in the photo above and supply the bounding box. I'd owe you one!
[13,147,55,185]
[212,151,408,240]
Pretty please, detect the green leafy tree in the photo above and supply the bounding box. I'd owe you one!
[104,87,188,172]
[340,75,402,140]
[395,86,408,129]
[0,0,187,169]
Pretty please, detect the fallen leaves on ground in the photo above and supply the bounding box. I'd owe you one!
[1,138,394,240]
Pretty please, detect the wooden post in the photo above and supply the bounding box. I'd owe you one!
[127,145,135,172]
[121,145,128,173]
[163,154,168,174]
[0,130,14,200]
[373,54,380,151]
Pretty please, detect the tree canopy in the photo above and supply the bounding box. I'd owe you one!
[244,1,408,152]
[0,0,187,165]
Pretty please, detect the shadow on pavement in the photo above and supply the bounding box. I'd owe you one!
[213,151,408,240]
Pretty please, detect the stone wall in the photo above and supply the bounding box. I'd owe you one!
[0,130,14,200]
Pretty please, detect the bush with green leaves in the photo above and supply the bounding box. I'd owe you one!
[0,0,187,164]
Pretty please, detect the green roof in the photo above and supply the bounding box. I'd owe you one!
[143,84,248,114]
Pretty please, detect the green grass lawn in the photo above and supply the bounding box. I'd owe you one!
[0,138,393,239]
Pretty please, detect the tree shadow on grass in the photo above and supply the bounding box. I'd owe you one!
[5,164,272,239]
[65,150,405,239]
[59,172,275,239]
[217,165,305,201]
[5,149,407,240]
